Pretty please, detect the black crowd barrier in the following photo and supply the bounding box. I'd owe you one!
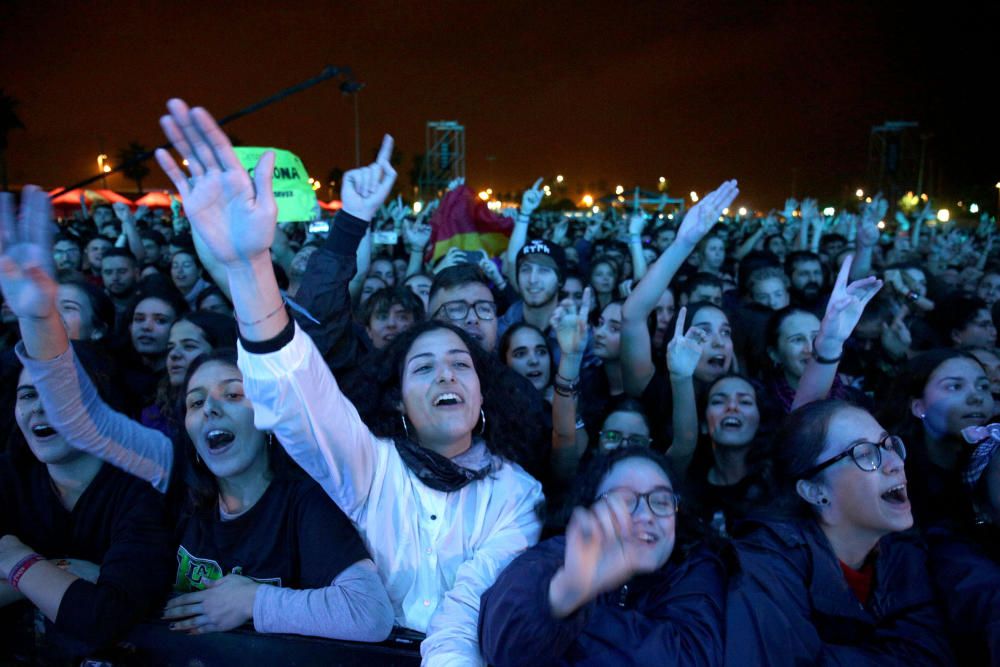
[1,604,423,666]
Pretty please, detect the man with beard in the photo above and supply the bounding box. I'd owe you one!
[785,251,828,317]
[499,239,565,335]
[100,248,140,329]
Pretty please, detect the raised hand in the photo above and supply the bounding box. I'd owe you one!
[675,180,739,247]
[154,99,277,267]
[861,194,888,228]
[403,217,432,254]
[551,217,570,245]
[112,201,134,226]
[0,186,57,320]
[342,135,397,223]
[800,198,819,222]
[666,306,705,378]
[881,307,912,359]
[817,255,882,346]
[548,494,644,618]
[551,287,592,356]
[520,178,544,217]
[627,211,646,237]
[783,198,799,220]
[477,257,505,287]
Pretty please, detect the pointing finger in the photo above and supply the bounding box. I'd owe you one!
[673,306,688,341]
[531,177,543,191]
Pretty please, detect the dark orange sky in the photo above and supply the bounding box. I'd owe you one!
[2,1,997,209]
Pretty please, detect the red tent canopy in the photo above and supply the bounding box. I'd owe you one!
[48,188,134,210]
[134,191,178,209]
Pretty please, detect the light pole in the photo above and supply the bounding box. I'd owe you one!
[340,80,365,167]
[97,154,110,189]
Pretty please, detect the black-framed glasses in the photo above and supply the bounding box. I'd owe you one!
[599,430,653,449]
[434,300,497,321]
[599,486,679,517]
[799,434,907,480]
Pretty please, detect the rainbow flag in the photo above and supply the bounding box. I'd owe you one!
[427,186,513,264]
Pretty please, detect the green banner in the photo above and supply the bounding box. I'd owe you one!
[233,147,319,223]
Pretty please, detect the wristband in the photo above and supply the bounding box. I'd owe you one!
[8,553,44,591]
[812,341,842,365]
[629,234,641,245]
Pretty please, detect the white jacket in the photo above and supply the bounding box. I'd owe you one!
[238,324,544,666]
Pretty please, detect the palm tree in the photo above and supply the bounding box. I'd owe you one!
[0,89,26,192]
[117,141,151,193]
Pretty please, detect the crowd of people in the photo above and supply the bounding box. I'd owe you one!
[0,97,997,666]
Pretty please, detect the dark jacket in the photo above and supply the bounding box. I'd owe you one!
[291,210,372,378]
[725,518,954,666]
[479,535,727,667]
[927,523,1000,666]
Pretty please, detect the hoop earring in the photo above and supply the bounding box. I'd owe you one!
[477,408,487,436]
[401,413,411,440]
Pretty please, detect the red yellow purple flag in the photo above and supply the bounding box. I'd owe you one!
[427,186,513,264]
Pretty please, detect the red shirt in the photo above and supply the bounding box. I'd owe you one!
[839,558,876,604]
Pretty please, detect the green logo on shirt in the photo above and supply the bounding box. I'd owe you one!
[174,545,281,591]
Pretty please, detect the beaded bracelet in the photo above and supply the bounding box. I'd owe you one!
[8,553,44,591]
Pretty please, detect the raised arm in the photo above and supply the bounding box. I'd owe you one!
[504,178,543,285]
[549,289,592,482]
[0,188,174,491]
[627,212,648,282]
[113,202,146,264]
[791,255,882,411]
[664,307,705,478]
[620,180,738,396]
[154,99,395,516]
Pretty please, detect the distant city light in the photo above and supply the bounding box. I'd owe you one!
[856,188,864,198]
[615,185,624,195]
[822,206,835,216]
[937,209,950,222]
[556,174,564,183]
[478,191,489,201]
[582,194,594,207]
[690,191,699,202]
[658,176,666,184]
[592,205,600,214]
[722,208,730,215]
[739,207,748,216]
[970,203,980,214]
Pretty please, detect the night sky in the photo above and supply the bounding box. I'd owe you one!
[2,1,997,210]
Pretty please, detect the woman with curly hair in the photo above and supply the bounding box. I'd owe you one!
[154,99,543,666]
[479,446,728,666]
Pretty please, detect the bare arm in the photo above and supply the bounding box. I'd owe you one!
[621,181,739,396]
[504,178,543,285]
[549,290,592,482]
[663,308,703,478]
[792,255,882,410]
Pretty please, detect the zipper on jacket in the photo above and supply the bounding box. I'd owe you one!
[618,584,629,608]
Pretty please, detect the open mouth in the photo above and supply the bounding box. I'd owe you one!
[526,370,544,379]
[880,483,909,505]
[433,392,464,407]
[720,416,743,429]
[635,530,659,544]
[31,424,58,439]
[204,429,236,452]
[706,355,727,369]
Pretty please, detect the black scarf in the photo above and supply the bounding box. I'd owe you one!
[393,437,492,492]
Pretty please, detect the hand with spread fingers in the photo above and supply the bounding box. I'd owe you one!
[154,99,277,268]
[666,306,706,379]
[0,186,58,321]
[162,574,261,635]
[548,493,646,618]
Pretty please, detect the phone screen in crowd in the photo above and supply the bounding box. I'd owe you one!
[308,221,330,234]
[373,231,399,245]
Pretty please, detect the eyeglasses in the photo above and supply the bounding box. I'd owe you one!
[434,300,497,321]
[599,486,679,517]
[599,430,653,448]
[799,434,907,480]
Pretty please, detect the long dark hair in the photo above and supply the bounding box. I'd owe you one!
[761,398,856,520]
[177,349,302,513]
[348,320,538,466]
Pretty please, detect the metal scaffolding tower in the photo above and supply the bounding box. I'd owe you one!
[418,121,465,199]
[867,121,926,203]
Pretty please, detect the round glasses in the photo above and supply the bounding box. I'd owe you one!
[599,487,679,517]
[799,434,907,480]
